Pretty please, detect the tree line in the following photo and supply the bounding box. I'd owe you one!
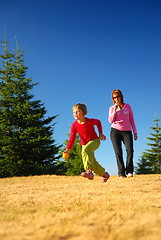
[0,39,160,177]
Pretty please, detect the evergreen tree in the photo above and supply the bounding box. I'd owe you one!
[135,118,161,174]
[58,134,84,175]
[0,39,61,177]
[135,156,152,174]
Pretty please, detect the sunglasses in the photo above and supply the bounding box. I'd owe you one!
[113,95,121,99]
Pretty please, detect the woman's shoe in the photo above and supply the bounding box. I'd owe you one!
[127,173,133,177]
[119,175,126,178]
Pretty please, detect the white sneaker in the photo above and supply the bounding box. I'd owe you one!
[127,173,133,177]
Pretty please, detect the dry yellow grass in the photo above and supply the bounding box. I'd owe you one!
[0,174,161,240]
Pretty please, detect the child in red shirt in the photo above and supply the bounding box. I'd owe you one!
[64,103,110,182]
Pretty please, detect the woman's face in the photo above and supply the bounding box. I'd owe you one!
[112,94,122,105]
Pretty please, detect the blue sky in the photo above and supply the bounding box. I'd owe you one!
[1,0,161,175]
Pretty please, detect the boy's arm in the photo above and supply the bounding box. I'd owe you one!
[94,119,106,141]
[66,124,77,150]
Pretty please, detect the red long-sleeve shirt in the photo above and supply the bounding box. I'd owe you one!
[67,117,102,150]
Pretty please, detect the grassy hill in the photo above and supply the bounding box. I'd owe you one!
[0,174,161,240]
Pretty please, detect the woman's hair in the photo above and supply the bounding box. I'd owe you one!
[112,89,124,103]
[72,103,88,115]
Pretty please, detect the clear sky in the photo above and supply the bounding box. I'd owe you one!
[1,0,161,175]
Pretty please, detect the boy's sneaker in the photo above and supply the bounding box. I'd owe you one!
[81,169,94,180]
[101,172,110,183]
[127,173,133,177]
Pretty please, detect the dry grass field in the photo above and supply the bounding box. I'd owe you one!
[0,174,161,240]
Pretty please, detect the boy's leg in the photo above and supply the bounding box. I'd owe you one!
[81,139,105,176]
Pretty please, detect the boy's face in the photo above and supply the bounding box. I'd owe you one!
[73,108,84,120]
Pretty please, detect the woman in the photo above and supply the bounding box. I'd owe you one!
[108,89,138,178]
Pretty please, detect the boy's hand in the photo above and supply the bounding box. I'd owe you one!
[62,151,70,159]
[65,149,70,154]
[99,133,106,141]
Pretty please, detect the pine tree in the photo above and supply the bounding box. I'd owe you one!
[0,39,61,177]
[135,118,161,174]
[135,156,152,174]
[58,134,84,175]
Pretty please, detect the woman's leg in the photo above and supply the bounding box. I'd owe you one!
[122,131,134,174]
[81,139,105,176]
[110,128,126,176]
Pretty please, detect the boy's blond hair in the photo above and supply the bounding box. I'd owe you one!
[72,103,88,115]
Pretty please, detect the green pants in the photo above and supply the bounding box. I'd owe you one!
[81,138,105,176]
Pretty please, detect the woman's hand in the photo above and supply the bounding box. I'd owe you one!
[114,103,119,111]
[134,134,138,140]
[114,103,124,111]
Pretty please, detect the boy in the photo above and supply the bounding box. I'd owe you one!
[63,103,110,182]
